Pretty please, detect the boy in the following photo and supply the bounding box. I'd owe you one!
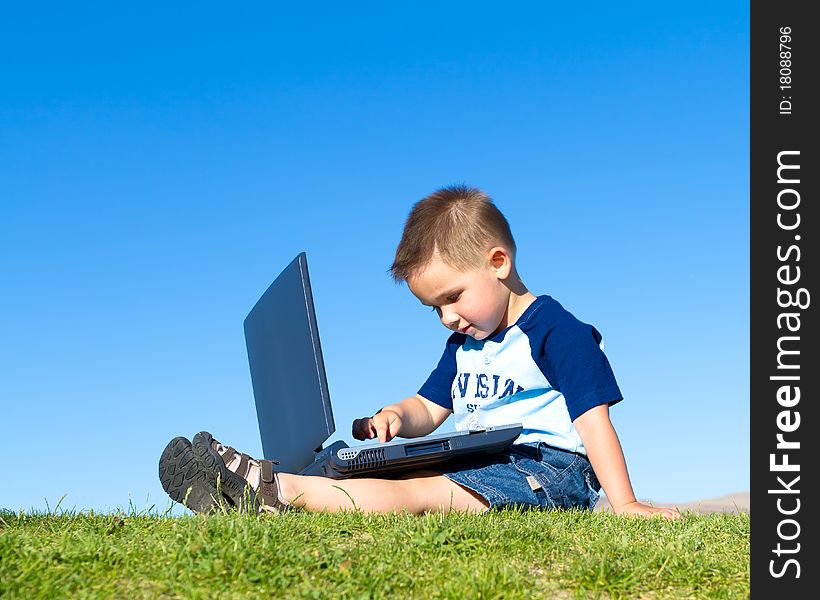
[159,185,679,518]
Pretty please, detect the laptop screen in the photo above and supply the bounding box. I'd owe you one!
[243,252,335,472]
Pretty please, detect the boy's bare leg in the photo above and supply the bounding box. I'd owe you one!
[277,470,489,514]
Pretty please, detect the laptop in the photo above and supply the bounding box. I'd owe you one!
[243,253,522,479]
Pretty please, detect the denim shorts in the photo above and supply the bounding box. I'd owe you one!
[437,442,601,512]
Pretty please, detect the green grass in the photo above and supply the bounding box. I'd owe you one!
[1,507,749,599]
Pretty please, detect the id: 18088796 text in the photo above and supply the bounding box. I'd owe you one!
[779,26,793,115]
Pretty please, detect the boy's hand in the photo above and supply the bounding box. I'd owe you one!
[352,410,402,443]
[612,500,681,520]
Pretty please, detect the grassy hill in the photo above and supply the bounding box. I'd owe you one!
[1,508,749,599]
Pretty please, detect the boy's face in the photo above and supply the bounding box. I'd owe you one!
[407,250,512,340]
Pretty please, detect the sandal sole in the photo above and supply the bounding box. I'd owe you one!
[192,431,260,513]
[158,436,223,514]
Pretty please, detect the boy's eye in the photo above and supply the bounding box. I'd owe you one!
[428,294,459,311]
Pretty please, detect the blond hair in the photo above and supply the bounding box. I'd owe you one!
[390,185,517,283]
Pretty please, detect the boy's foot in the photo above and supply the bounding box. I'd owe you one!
[192,431,290,513]
[158,436,224,514]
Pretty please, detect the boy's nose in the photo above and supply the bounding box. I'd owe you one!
[440,311,460,330]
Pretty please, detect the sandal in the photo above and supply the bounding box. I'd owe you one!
[158,436,224,514]
[192,431,290,513]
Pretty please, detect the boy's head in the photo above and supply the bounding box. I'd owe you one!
[390,185,517,283]
[390,185,521,340]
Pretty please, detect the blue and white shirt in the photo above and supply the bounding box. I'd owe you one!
[418,295,623,455]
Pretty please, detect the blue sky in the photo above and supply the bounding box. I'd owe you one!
[1,2,748,513]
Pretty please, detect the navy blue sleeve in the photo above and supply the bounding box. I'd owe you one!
[417,333,463,410]
[527,301,623,421]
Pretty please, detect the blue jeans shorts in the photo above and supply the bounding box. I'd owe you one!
[437,442,601,512]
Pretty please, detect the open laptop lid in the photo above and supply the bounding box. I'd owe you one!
[243,253,335,472]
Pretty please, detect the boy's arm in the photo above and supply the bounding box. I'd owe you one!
[352,394,451,442]
[573,404,680,519]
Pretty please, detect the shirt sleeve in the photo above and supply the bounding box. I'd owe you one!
[417,333,463,410]
[531,312,623,421]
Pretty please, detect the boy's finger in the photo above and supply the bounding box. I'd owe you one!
[351,419,364,439]
[352,418,377,440]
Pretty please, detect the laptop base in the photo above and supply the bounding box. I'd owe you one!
[298,425,523,480]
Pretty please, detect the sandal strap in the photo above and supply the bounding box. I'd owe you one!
[261,460,275,483]
[258,460,288,510]
[220,446,236,464]
[218,448,257,482]
[235,453,250,479]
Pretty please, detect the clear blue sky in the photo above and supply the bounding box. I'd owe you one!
[1,2,749,513]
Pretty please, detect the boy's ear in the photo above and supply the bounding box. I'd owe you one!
[488,247,513,279]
